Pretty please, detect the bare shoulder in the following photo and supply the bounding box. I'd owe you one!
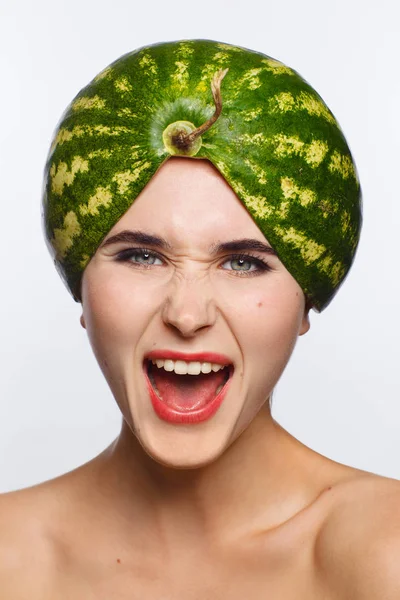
[0,485,61,598]
[315,473,400,599]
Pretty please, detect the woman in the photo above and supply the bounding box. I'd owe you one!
[1,40,399,598]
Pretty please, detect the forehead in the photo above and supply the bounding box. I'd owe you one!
[108,157,267,245]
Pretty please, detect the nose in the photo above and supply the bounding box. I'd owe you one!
[161,273,217,337]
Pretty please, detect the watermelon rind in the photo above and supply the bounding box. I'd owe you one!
[42,39,362,312]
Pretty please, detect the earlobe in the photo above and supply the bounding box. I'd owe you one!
[299,310,311,336]
[80,314,86,329]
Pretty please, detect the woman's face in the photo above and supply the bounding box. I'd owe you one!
[81,157,310,468]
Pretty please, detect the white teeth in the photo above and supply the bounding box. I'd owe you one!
[187,362,201,375]
[163,360,174,372]
[175,360,189,375]
[149,358,227,375]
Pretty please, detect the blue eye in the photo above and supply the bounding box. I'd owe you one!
[221,254,271,275]
[226,257,255,271]
[115,248,163,266]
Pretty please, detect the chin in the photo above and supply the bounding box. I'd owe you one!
[139,433,229,471]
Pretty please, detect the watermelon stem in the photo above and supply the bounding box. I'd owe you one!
[171,68,229,152]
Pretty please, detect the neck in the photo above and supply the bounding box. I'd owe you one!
[92,406,325,549]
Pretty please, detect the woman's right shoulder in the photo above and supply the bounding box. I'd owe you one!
[0,487,58,598]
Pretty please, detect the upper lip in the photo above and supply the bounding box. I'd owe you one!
[144,350,233,366]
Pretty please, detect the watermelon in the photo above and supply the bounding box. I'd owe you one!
[42,39,362,311]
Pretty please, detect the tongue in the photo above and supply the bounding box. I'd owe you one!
[151,367,227,411]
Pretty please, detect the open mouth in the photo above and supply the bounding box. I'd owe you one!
[145,359,232,412]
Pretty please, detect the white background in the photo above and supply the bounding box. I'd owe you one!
[0,0,399,492]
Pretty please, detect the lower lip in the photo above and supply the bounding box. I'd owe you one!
[143,364,233,424]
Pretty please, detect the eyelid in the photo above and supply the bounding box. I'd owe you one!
[115,247,165,261]
[220,252,273,271]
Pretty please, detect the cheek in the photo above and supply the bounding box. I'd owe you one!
[237,288,305,360]
[81,268,157,355]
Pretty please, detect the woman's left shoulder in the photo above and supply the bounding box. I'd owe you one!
[315,473,400,599]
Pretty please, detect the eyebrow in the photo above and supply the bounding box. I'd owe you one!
[100,230,173,250]
[209,238,277,256]
[101,230,277,256]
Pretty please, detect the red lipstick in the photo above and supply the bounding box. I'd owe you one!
[145,350,232,365]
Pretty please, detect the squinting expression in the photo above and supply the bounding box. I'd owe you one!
[80,157,310,468]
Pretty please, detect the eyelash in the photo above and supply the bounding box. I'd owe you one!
[114,248,273,276]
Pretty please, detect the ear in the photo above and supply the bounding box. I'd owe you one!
[80,314,86,329]
[299,307,311,336]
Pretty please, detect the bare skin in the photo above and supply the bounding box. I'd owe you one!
[1,425,400,599]
[1,158,399,598]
